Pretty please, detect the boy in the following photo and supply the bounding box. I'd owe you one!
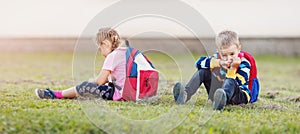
[173,30,255,110]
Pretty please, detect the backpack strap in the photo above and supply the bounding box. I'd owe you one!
[240,51,258,92]
[126,47,139,76]
[125,40,139,76]
[142,53,155,69]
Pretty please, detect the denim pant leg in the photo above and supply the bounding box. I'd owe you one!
[208,74,223,101]
[185,69,217,101]
[222,78,248,105]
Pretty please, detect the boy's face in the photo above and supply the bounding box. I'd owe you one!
[219,44,241,64]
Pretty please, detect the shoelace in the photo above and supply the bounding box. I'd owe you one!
[45,88,56,99]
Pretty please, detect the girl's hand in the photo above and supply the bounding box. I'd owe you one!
[108,75,116,82]
[94,69,111,85]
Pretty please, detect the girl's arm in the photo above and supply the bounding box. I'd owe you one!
[94,69,111,85]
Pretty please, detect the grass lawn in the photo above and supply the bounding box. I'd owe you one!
[0,52,300,133]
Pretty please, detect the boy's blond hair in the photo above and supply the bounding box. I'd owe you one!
[215,30,240,49]
[96,28,121,50]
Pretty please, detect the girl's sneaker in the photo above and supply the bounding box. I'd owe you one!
[35,88,56,99]
[213,88,227,110]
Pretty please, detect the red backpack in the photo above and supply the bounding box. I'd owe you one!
[121,41,159,101]
[239,51,260,103]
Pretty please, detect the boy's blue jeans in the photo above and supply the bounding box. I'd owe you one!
[185,69,248,104]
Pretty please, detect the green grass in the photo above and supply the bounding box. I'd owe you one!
[0,52,300,133]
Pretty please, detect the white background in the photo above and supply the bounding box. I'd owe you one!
[1,0,299,37]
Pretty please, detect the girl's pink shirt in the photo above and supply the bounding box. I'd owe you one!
[102,47,126,101]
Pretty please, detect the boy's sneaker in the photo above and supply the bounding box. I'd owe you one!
[213,88,227,110]
[35,88,56,99]
[173,82,187,104]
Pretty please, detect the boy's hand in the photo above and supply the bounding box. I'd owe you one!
[220,60,231,70]
[230,56,241,69]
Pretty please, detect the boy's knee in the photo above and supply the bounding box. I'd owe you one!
[223,78,237,87]
[198,69,211,74]
[197,69,211,80]
[222,78,239,98]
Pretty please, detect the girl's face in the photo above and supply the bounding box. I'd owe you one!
[98,39,113,57]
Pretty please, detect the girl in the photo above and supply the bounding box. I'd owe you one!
[36,28,126,101]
